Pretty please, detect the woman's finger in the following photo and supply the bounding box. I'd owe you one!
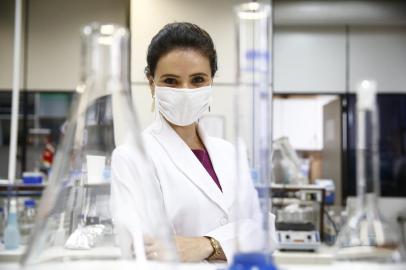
[145,243,159,253]
[146,250,159,260]
[143,235,154,245]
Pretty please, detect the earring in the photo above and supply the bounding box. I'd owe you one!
[151,96,155,112]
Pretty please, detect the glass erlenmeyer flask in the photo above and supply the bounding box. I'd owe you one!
[336,80,403,262]
[230,2,277,269]
[21,23,176,266]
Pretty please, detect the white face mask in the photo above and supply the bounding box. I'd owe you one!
[154,85,212,126]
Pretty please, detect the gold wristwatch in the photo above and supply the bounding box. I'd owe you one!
[204,236,223,261]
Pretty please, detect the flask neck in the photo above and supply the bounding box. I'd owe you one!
[356,105,380,209]
[7,212,18,226]
[79,24,129,96]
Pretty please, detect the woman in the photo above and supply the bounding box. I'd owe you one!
[111,22,277,262]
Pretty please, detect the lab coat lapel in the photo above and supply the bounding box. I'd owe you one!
[197,124,235,211]
[149,118,228,214]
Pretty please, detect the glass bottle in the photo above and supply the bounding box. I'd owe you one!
[20,199,36,245]
[4,198,20,250]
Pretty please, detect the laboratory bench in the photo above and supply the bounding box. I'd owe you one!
[0,244,405,270]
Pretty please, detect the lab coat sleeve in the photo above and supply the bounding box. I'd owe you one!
[204,143,278,261]
[205,197,277,261]
[110,145,153,259]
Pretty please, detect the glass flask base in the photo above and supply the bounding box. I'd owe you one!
[336,207,403,263]
[335,245,403,263]
[229,252,277,270]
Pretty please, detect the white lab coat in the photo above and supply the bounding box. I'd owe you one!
[111,117,277,260]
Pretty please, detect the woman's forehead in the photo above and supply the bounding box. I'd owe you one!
[155,49,211,77]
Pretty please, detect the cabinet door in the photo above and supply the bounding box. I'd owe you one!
[274,26,346,93]
[349,26,406,93]
[272,98,324,150]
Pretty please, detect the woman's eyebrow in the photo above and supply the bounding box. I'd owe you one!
[160,74,180,78]
[189,72,209,77]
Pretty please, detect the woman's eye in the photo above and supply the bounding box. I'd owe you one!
[191,76,205,84]
[163,78,177,85]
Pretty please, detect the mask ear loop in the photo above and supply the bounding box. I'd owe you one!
[208,83,213,113]
[151,80,164,130]
[150,96,155,112]
[151,79,156,112]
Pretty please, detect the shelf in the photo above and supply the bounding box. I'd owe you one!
[271,184,325,191]
[0,183,46,197]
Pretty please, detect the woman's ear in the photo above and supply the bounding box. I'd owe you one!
[147,75,155,97]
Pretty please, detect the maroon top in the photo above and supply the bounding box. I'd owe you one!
[191,149,222,192]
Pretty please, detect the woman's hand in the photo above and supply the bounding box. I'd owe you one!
[174,236,213,262]
[144,236,170,261]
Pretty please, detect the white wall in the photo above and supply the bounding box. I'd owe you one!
[0,0,14,89]
[0,0,129,91]
[131,0,236,84]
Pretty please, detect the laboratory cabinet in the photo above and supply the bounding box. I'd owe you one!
[0,92,73,179]
[349,26,406,93]
[273,26,347,93]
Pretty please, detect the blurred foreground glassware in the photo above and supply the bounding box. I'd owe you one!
[336,80,403,262]
[21,23,176,266]
[230,1,277,270]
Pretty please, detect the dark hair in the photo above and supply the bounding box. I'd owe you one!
[145,22,217,78]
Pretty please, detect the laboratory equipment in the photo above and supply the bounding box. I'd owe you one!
[276,204,320,252]
[4,198,20,250]
[272,137,308,185]
[19,199,36,244]
[230,1,276,269]
[272,185,324,251]
[277,230,320,251]
[336,80,403,262]
[21,23,176,265]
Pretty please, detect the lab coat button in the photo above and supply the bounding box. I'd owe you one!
[220,217,228,225]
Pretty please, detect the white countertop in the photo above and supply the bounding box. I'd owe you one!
[1,244,404,270]
[0,260,405,270]
[273,245,335,265]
